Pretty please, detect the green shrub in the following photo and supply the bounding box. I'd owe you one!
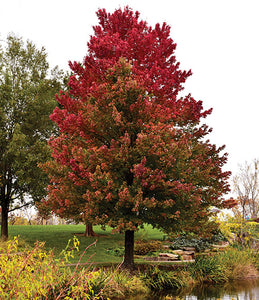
[134,240,163,255]
[106,240,163,256]
[106,239,164,257]
[169,232,227,252]
[169,235,208,252]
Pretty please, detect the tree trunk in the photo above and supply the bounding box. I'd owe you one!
[122,230,135,270]
[84,224,97,237]
[1,203,9,241]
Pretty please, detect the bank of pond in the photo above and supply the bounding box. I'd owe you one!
[1,236,258,299]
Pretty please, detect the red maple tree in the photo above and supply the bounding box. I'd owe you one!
[41,7,230,269]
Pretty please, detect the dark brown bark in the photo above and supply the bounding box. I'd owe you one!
[122,230,135,270]
[1,175,11,240]
[1,203,9,241]
[84,224,97,237]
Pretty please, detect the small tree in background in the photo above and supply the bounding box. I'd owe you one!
[233,159,259,219]
[0,34,64,240]
[41,7,230,269]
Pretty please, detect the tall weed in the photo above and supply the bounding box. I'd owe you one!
[141,266,193,290]
[0,236,103,299]
[217,247,258,279]
[190,255,229,283]
[94,268,149,298]
[189,247,258,283]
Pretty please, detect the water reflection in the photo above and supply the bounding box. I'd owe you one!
[158,279,259,300]
[128,279,259,300]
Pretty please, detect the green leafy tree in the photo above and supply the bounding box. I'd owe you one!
[0,34,64,239]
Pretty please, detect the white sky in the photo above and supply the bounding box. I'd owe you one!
[1,0,259,194]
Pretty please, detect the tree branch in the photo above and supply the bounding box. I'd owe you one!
[8,201,33,213]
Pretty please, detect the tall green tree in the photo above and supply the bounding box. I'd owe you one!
[41,7,231,269]
[0,34,64,239]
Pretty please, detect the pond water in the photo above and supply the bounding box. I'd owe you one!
[128,279,259,300]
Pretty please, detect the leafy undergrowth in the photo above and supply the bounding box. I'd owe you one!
[1,236,258,299]
[0,236,153,299]
[189,247,259,283]
[0,236,107,299]
[4,226,259,299]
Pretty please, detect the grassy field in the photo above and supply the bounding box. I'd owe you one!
[8,224,165,265]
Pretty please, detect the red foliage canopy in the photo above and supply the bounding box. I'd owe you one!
[222,198,239,209]
[41,7,230,235]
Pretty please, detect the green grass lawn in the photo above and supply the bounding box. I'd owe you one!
[8,224,165,265]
